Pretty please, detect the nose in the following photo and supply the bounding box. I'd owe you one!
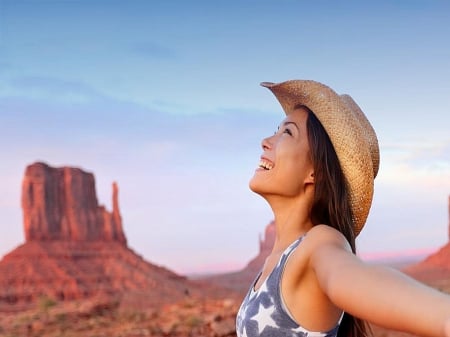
[261,135,272,151]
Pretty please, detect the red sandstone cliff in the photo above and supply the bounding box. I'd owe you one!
[0,162,204,308]
[22,162,126,243]
[0,241,189,305]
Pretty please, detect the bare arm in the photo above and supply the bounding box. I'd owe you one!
[309,227,450,337]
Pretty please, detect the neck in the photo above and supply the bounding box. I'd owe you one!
[264,194,314,252]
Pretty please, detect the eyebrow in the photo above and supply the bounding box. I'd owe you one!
[282,121,300,131]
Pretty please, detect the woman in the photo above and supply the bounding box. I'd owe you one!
[236,80,450,337]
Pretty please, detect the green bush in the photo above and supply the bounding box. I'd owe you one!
[38,296,57,312]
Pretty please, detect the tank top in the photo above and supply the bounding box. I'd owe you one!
[236,235,341,337]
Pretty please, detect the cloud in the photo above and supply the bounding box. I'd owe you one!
[0,76,279,162]
[9,76,99,101]
[2,76,121,106]
[356,138,449,257]
[383,139,449,161]
[132,41,178,59]
[379,139,450,187]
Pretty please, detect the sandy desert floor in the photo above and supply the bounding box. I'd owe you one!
[1,272,449,337]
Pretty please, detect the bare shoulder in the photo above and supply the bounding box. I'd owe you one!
[285,225,357,295]
[299,225,356,271]
[301,225,363,280]
[288,224,353,275]
[304,224,352,252]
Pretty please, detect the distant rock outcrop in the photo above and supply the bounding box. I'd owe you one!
[205,221,275,294]
[403,195,450,286]
[243,221,275,274]
[0,162,205,308]
[403,242,450,286]
[22,162,126,244]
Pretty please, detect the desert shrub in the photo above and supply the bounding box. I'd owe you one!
[55,312,67,323]
[186,315,203,327]
[122,310,146,323]
[182,299,196,308]
[38,296,57,312]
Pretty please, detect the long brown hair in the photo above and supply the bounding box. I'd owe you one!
[305,106,371,337]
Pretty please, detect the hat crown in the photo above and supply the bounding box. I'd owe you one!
[340,94,380,178]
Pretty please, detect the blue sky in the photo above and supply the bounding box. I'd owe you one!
[0,0,449,274]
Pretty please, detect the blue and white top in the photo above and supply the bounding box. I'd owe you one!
[236,235,341,337]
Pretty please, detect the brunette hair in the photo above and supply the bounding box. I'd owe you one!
[305,106,371,337]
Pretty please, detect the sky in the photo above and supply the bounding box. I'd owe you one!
[0,0,449,275]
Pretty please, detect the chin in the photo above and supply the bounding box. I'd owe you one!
[248,176,267,196]
[248,181,259,194]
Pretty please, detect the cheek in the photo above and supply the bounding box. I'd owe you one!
[277,145,308,173]
[277,150,312,184]
[267,156,303,187]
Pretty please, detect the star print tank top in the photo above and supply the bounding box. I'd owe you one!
[236,235,341,337]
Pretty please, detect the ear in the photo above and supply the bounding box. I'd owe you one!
[304,171,315,185]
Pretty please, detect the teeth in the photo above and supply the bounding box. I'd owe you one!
[259,159,274,170]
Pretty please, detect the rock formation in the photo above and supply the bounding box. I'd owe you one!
[0,162,206,308]
[402,196,450,287]
[244,221,275,274]
[404,241,450,286]
[22,162,126,244]
[205,221,275,294]
[0,240,190,306]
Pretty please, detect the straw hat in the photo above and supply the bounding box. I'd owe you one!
[261,80,379,236]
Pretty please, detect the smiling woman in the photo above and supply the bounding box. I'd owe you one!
[236,80,450,337]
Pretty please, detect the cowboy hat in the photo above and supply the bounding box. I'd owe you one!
[261,80,379,235]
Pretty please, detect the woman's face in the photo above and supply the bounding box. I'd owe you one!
[249,107,314,198]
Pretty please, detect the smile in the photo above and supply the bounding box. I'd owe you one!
[259,159,274,170]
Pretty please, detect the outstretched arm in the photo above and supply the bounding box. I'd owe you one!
[310,227,450,337]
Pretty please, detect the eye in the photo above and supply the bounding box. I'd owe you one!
[283,128,293,136]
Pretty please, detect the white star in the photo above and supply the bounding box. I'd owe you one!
[254,285,278,335]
